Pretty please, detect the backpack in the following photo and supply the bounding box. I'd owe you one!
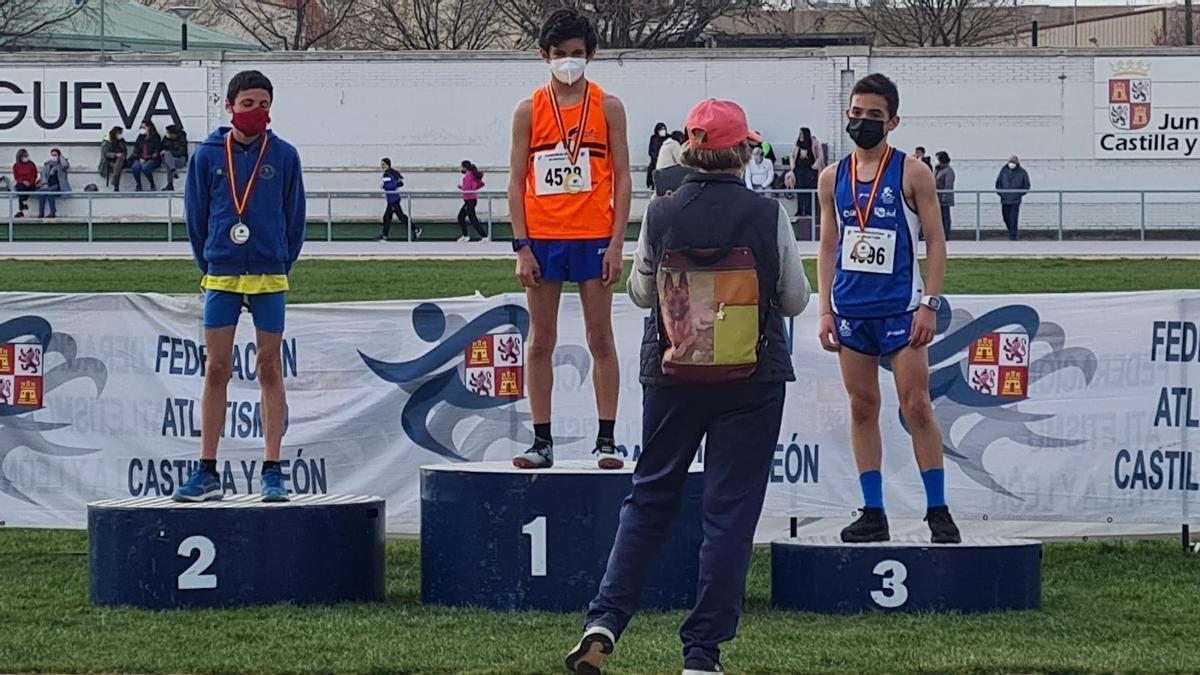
[656,245,761,383]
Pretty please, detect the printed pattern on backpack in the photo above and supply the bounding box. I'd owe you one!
[657,247,760,383]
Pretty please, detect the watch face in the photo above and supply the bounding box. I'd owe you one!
[925,296,941,310]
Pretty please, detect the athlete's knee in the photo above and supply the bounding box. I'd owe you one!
[526,329,558,362]
[204,356,233,386]
[848,391,881,424]
[899,391,936,429]
[257,351,283,387]
[585,326,617,361]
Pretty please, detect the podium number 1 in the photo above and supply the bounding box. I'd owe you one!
[522,516,547,577]
[177,535,218,590]
[870,559,908,608]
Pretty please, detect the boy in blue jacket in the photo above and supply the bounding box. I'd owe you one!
[175,70,306,502]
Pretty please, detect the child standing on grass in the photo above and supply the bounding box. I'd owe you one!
[456,160,487,242]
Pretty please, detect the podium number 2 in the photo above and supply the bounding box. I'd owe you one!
[521,516,547,577]
[870,559,908,608]
[177,535,218,590]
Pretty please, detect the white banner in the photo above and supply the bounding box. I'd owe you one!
[0,290,1197,533]
[0,67,208,143]
[1094,56,1200,159]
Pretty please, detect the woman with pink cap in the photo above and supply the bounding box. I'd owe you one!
[566,98,810,675]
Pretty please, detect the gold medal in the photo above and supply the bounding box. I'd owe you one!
[565,173,584,194]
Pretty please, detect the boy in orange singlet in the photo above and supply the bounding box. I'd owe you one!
[508,8,632,470]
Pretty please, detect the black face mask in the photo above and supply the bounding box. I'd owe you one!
[846,117,887,150]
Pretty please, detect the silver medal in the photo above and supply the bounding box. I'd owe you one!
[230,222,250,245]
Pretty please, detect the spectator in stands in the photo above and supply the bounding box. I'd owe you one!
[785,126,825,219]
[160,124,189,191]
[646,122,668,189]
[655,130,685,171]
[100,126,128,191]
[935,151,955,238]
[130,120,163,191]
[751,132,776,163]
[377,158,412,242]
[11,149,39,218]
[38,149,71,219]
[914,146,933,171]
[996,155,1031,241]
[743,145,774,193]
[456,160,487,242]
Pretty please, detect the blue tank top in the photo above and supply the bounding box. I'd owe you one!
[832,148,923,319]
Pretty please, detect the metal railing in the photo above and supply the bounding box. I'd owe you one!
[5,188,1199,243]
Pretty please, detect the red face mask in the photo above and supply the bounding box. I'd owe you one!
[231,107,270,137]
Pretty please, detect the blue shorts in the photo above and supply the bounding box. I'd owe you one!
[203,290,287,333]
[836,312,914,357]
[530,238,609,283]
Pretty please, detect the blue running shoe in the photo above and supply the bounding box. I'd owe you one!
[261,464,289,502]
[173,468,222,502]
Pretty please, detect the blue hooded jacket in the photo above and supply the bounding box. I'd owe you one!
[185,127,306,276]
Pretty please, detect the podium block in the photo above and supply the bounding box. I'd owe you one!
[421,460,703,611]
[772,537,1041,614]
[89,494,386,609]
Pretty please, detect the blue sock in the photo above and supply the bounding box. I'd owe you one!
[921,468,947,509]
[859,470,884,511]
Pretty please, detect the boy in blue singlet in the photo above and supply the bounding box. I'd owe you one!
[815,73,960,544]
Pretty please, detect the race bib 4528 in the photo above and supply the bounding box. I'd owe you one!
[533,148,592,196]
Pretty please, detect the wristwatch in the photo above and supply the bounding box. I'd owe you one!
[919,295,942,312]
[512,238,531,253]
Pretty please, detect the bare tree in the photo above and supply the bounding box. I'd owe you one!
[847,0,1022,47]
[350,0,511,50]
[1153,7,1199,46]
[0,0,82,48]
[496,0,761,50]
[210,0,363,50]
[138,0,224,26]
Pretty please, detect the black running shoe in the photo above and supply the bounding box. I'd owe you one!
[565,626,615,674]
[925,505,961,544]
[840,507,890,543]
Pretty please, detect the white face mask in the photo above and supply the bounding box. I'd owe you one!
[1008,162,1017,170]
[550,57,587,86]
[657,129,667,137]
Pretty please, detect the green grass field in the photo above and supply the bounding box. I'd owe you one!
[2,257,1199,674]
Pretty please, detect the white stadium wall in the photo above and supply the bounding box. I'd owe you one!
[1,48,1198,228]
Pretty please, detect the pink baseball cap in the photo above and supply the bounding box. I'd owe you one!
[684,99,762,150]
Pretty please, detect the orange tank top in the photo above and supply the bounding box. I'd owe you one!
[524,81,614,240]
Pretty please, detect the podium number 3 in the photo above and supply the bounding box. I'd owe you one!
[177,535,218,590]
[522,516,547,577]
[870,559,908,608]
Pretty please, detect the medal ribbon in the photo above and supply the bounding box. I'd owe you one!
[225,132,271,222]
[849,145,894,233]
[547,81,591,166]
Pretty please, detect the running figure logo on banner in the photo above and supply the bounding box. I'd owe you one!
[1108,60,1151,131]
[967,332,1030,399]
[0,343,44,408]
[463,334,524,398]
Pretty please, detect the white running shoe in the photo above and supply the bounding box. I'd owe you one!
[456,235,470,243]
[565,625,616,674]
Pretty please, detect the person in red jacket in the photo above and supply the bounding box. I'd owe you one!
[11,149,40,218]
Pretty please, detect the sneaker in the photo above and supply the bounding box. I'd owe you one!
[512,441,553,469]
[682,648,723,674]
[594,438,625,470]
[173,468,222,503]
[840,507,890,543]
[456,235,470,243]
[565,625,615,675]
[13,212,23,218]
[925,505,961,544]
[261,464,290,502]
[376,235,388,242]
